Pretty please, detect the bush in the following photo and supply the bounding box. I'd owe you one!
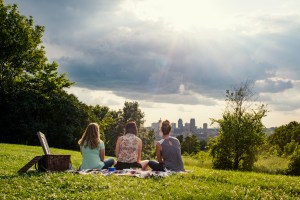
[286,147,300,176]
[283,140,300,157]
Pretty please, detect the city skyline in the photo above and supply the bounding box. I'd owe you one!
[150,118,209,129]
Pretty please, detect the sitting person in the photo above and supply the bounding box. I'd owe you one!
[115,121,148,170]
[78,123,115,170]
[148,120,185,172]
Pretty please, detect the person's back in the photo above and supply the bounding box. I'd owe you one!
[117,133,139,163]
[81,141,104,169]
[147,120,185,172]
[78,123,115,170]
[159,136,184,171]
[115,121,148,170]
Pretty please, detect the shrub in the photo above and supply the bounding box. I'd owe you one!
[286,147,300,176]
[283,140,300,157]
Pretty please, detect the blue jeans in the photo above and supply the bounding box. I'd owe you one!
[102,158,115,169]
[148,160,165,171]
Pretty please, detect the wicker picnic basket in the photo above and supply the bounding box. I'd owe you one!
[38,155,71,172]
[18,132,72,173]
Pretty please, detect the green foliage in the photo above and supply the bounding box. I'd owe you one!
[138,128,156,160]
[284,139,300,157]
[190,151,212,168]
[0,2,72,94]
[210,82,268,170]
[103,101,155,158]
[286,147,300,176]
[0,2,91,150]
[122,101,145,129]
[268,121,300,156]
[199,139,208,151]
[103,110,123,156]
[1,144,300,199]
[181,135,201,155]
[176,135,183,143]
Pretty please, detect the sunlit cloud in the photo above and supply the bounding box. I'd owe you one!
[6,0,300,127]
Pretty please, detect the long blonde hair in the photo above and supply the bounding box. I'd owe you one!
[78,123,100,149]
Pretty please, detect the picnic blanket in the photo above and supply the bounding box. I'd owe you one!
[73,168,189,178]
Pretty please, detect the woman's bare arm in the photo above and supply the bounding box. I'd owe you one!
[137,138,142,162]
[156,142,163,163]
[115,137,121,158]
[100,148,105,161]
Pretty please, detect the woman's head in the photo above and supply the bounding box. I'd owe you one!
[161,120,171,135]
[124,121,138,135]
[78,123,100,149]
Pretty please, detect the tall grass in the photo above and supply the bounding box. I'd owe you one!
[1,143,300,199]
[254,155,288,174]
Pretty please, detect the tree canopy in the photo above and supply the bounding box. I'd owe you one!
[0,2,88,149]
[268,121,300,156]
[210,82,268,170]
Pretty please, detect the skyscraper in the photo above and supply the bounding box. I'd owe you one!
[178,118,183,129]
[203,123,208,130]
[190,118,196,133]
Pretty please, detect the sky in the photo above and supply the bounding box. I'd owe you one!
[5,0,300,128]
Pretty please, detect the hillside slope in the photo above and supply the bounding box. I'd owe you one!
[1,143,300,199]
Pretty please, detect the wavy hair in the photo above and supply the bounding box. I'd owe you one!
[78,123,100,149]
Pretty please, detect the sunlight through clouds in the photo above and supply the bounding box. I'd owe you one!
[121,0,233,31]
[7,0,300,127]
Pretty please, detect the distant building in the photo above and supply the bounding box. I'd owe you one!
[184,123,190,131]
[151,118,162,137]
[171,123,176,131]
[178,118,183,129]
[190,118,196,133]
[203,123,208,130]
[149,118,222,141]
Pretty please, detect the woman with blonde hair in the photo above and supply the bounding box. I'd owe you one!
[78,123,115,170]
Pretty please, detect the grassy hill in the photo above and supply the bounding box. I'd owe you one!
[1,143,300,199]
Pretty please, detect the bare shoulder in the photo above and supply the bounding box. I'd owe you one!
[136,136,142,142]
[116,136,122,143]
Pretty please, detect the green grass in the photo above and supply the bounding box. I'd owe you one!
[254,155,289,174]
[1,143,300,199]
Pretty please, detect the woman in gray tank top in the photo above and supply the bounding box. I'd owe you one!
[148,120,185,171]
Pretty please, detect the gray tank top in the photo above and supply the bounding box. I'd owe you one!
[159,136,184,171]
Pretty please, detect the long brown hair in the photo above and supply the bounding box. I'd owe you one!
[124,121,138,135]
[78,123,100,149]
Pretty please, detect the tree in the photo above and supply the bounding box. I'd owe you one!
[210,81,268,170]
[0,2,71,95]
[286,146,300,176]
[0,2,94,150]
[89,105,114,141]
[268,121,300,156]
[176,135,184,143]
[138,128,156,159]
[122,101,145,129]
[181,135,201,155]
[104,101,149,156]
[199,140,208,151]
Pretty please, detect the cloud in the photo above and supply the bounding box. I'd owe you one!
[6,0,300,113]
[259,80,300,111]
[255,78,293,93]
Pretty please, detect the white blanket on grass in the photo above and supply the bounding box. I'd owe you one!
[74,168,189,178]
